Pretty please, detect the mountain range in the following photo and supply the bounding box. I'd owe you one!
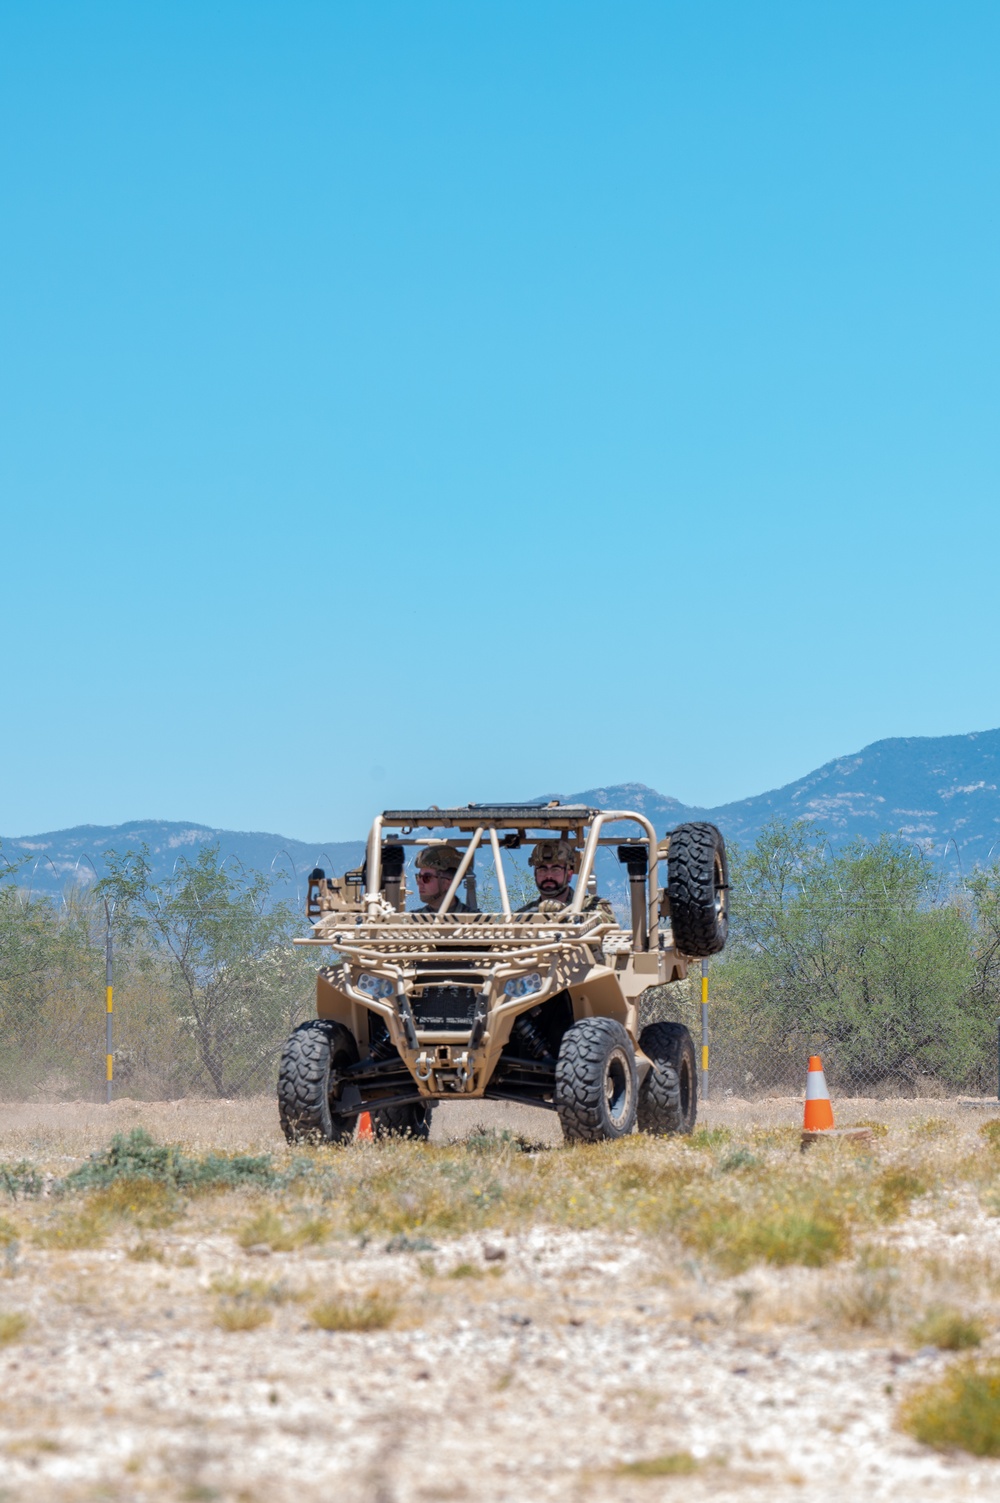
[5,728,1000,903]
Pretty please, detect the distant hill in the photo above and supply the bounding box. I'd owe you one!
[563,727,1000,877]
[5,729,999,902]
[0,820,365,908]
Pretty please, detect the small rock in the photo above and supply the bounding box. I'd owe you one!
[483,1244,506,1262]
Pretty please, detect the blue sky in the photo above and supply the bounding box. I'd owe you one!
[3,1,999,841]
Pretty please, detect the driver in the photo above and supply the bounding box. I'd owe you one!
[413,846,478,914]
[516,839,614,920]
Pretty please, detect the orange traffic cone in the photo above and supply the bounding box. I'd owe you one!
[803,1055,835,1132]
[358,1111,373,1141]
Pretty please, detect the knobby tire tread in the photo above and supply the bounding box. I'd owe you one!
[667,822,728,958]
[637,1020,697,1135]
[277,1019,357,1144]
[554,1017,637,1143]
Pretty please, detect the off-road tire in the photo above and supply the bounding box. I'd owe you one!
[554,1017,638,1143]
[666,822,729,957]
[369,1102,432,1140]
[277,1020,359,1144]
[637,1021,697,1135]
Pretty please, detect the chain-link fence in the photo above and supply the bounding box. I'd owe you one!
[2,827,1000,1104]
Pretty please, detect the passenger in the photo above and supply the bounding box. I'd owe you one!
[413,846,478,914]
[516,839,615,920]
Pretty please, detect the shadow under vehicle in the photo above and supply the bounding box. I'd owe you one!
[277,804,728,1144]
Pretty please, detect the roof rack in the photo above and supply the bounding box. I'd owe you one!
[380,804,598,828]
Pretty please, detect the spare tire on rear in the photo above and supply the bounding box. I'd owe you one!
[665,822,728,957]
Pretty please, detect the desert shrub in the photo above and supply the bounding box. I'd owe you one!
[310,1293,397,1331]
[900,1360,1000,1455]
[63,1128,275,1193]
[0,1163,43,1199]
[911,1307,984,1352]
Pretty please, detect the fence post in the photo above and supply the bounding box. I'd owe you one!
[105,903,113,1104]
[700,958,709,1101]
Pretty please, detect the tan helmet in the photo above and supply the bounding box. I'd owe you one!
[528,838,579,872]
[415,844,463,874]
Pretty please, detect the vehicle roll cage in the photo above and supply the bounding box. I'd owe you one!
[358,803,661,946]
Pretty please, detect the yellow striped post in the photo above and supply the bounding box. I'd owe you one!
[105,915,113,1104]
[700,957,709,1100]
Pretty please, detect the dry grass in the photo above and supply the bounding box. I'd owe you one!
[209,1273,304,1305]
[827,1248,900,1331]
[32,1176,183,1249]
[899,1360,1000,1455]
[617,1451,700,1476]
[210,1273,296,1331]
[910,1307,985,1352]
[31,1203,113,1250]
[447,1261,484,1279]
[0,1310,29,1345]
[214,1299,273,1332]
[302,1128,929,1272]
[126,1239,166,1263]
[236,1207,329,1252]
[309,1292,398,1331]
[5,1111,979,1279]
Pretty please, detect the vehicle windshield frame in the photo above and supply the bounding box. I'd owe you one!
[362,805,661,937]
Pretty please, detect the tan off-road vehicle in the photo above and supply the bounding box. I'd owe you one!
[277,803,728,1144]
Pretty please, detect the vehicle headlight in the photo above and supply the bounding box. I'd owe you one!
[503,972,542,999]
[357,973,394,999]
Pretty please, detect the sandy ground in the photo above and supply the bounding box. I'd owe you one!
[1,1096,999,1502]
[3,1091,995,1163]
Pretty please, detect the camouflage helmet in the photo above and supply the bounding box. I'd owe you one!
[528,838,579,872]
[415,844,463,874]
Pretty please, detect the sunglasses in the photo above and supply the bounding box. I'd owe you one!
[416,869,451,882]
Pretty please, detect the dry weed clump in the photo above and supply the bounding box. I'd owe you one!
[126,1240,166,1263]
[32,1177,183,1248]
[899,1360,1000,1455]
[447,1261,484,1279]
[827,1248,900,1331]
[32,1202,114,1250]
[214,1298,273,1332]
[0,1310,29,1345]
[910,1307,985,1352]
[309,1292,398,1331]
[209,1273,306,1331]
[236,1207,329,1252]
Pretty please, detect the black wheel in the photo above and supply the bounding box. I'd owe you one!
[369,1102,432,1141]
[666,823,728,957]
[637,1021,697,1135]
[277,1020,359,1144]
[554,1017,638,1143]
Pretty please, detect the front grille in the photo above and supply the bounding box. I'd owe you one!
[410,985,478,1030]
